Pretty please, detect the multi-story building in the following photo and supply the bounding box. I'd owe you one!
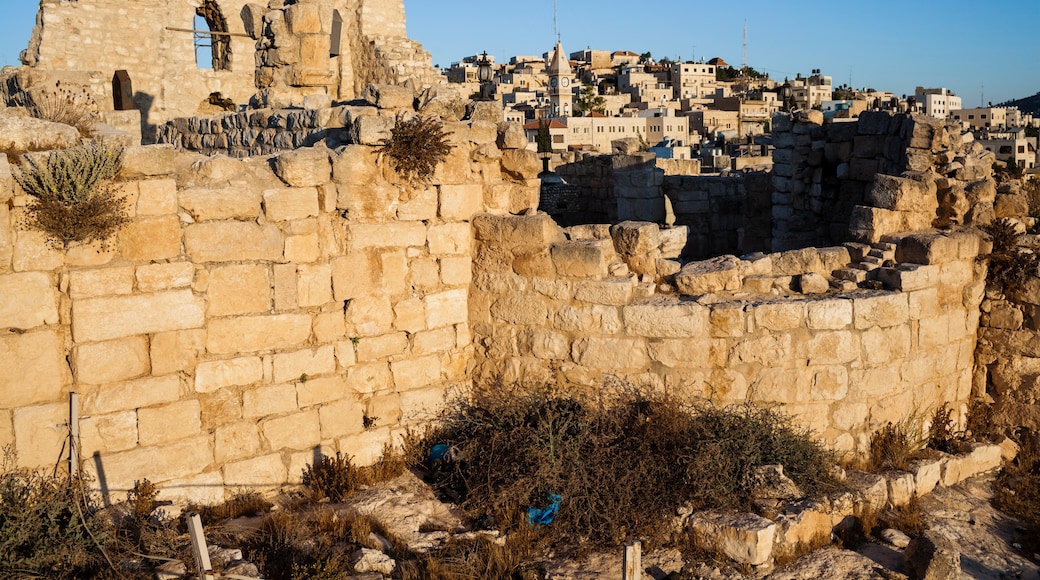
[977,128,1037,170]
[914,87,962,119]
[670,61,718,100]
[952,107,1009,130]
[788,70,832,109]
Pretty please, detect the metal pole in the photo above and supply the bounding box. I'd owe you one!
[186,513,213,580]
[68,392,79,477]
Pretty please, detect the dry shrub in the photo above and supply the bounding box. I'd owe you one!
[402,534,542,580]
[302,452,361,503]
[926,403,972,455]
[188,491,273,526]
[242,508,364,580]
[993,429,1040,559]
[868,417,925,471]
[0,461,113,578]
[13,142,129,249]
[375,114,452,185]
[425,387,836,551]
[981,218,1040,293]
[1025,179,1040,219]
[29,82,99,137]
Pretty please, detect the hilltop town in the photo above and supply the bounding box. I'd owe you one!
[1,0,1039,579]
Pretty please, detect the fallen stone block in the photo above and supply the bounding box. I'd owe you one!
[675,255,748,295]
[362,84,414,110]
[689,511,776,567]
[611,220,661,256]
[905,532,961,580]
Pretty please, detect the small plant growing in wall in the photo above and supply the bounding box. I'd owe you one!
[375,114,452,186]
[13,142,129,249]
[28,82,100,137]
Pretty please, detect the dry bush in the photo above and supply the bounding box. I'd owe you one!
[302,452,361,503]
[981,218,1040,293]
[13,142,129,249]
[868,417,925,471]
[926,403,972,455]
[424,387,836,551]
[1025,179,1040,219]
[376,114,452,185]
[0,462,113,578]
[188,491,273,526]
[29,83,99,137]
[402,534,542,580]
[993,429,1040,559]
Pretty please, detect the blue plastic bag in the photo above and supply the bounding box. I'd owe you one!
[527,493,562,526]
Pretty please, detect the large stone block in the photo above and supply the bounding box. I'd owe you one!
[273,345,336,385]
[0,272,58,329]
[137,400,202,447]
[206,264,271,316]
[90,434,213,496]
[610,221,661,255]
[572,337,648,369]
[807,300,853,330]
[362,84,415,110]
[440,184,483,221]
[214,422,261,464]
[550,240,614,279]
[263,187,321,221]
[392,355,442,391]
[180,187,262,221]
[285,3,322,34]
[207,314,312,354]
[195,357,264,393]
[297,263,332,307]
[136,262,195,292]
[688,511,776,567]
[623,301,709,338]
[185,221,283,263]
[273,148,331,188]
[344,222,427,249]
[356,332,409,361]
[853,293,910,329]
[675,255,747,295]
[136,179,178,216]
[346,296,394,337]
[73,290,205,342]
[428,223,472,256]
[79,410,138,457]
[243,383,299,419]
[425,289,468,328]
[119,215,182,261]
[81,375,181,415]
[68,267,134,299]
[895,232,961,265]
[262,410,321,451]
[867,174,938,213]
[223,453,287,489]
[472,214,564,248]
[318,398,365,439]
[297,375,348,408]
[752,301,805,331]
[0,332,68,409]
[151,329,206,375]
[74,336,150,385]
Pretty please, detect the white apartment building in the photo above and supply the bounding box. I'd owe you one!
[978,129,1037,170]
[915,87,962,119]
[670,61,718,99]
[788,70,833,109]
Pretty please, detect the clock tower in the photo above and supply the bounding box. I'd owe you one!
[547,40,573,118]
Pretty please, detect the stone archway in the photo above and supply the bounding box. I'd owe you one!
[196,0,231,71]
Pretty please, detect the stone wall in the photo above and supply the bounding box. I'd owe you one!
[0,119,541,503]
[20,0,437,130]
[469,215,985,455]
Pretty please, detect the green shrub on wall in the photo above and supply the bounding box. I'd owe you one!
[13,142,129,249]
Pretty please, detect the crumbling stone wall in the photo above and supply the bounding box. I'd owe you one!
[0,117,541,503]
[469,215,985,454]
[20,0,437,129]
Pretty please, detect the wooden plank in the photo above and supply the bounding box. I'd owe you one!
[185,512,213,580]
[623,540,642,580]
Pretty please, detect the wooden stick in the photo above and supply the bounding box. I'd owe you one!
[185,512,213,580]
[165,26,252,38]
[624,540,642,580]
[68,392,79,478]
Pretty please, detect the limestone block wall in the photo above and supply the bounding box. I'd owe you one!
[21,0,438,127]
[470,214,985,455]
[0,122,539,503]
[662,172,773,259]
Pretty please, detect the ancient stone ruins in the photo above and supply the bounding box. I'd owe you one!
[1,4,1039,565]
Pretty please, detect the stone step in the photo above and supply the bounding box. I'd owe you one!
[833,268,868,283]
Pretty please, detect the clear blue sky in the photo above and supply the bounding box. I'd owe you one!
[2,0,1037,106]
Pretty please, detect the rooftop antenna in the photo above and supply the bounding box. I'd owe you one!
[554,0,559,43]
[980,83,985,108]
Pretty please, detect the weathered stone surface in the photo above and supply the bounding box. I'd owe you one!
[497,121,527,150]
[362,84,414,110]
[623,301,709,338]
[207,314,312,354]
[610,221,661,255]
[500,149,541,180]
[206,264,271,316]
[136,262,194,292]
[572,337,648,369]
[0,331,69,408]
[119,215,182,261]
[73,290,205,342]
[195,357,264,393]
[0,108,79,152]
[688,511,776,566]
[180,188,261,221]
[138,400,202,446]
[0,272,58,329]
[185,222,283,263]
[905,532,961,580]
[74,336,150,385]
[273,148,331,187]
[675,255,747,295]
[263,187,321,221]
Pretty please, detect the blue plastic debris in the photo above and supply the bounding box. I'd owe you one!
[428,444,453,469]
[527,493,562,526]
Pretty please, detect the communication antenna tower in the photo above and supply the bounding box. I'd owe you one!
[554,0,560,42]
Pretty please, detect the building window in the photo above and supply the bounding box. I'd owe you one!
[1020,146,1026,154]
[195,0,232,71]
[553,135,564,143]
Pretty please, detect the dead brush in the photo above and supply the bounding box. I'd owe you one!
[375,114,452,185]
[29,82,99,137]
[302,452,361,503]
[981,218,1040,293]
[425,387,837,554]
[867,417,926,471]
[187,491,273,526]
[993,429,1040,560]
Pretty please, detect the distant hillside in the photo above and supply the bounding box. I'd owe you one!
[998,91,1040,115]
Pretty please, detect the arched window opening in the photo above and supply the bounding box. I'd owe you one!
[195,1,231,71]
